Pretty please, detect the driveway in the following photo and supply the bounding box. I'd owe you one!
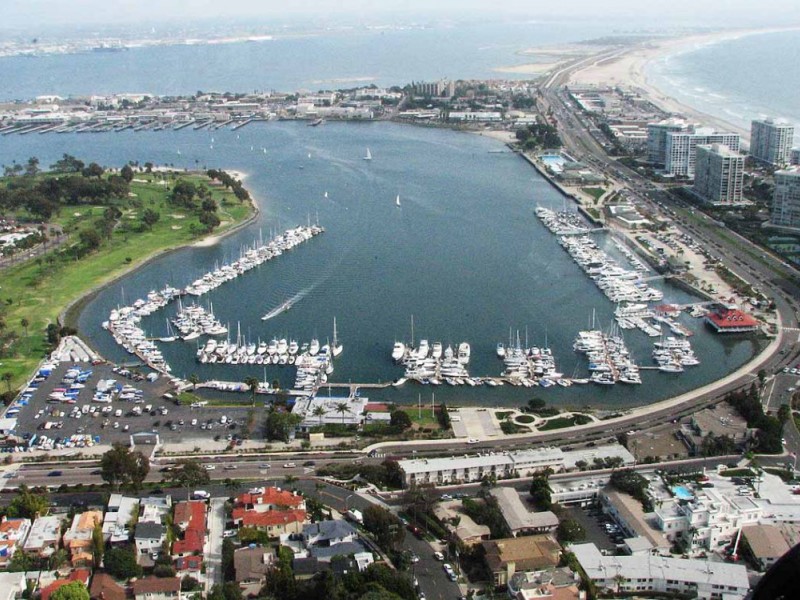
[205,497,226,591]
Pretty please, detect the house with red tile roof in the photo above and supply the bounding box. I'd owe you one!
[0,517,31,567]
[232,508,307,537]
[89,572,127,600]
[234,487,305,512]
[172,501,206,559]
[40,569,91,600]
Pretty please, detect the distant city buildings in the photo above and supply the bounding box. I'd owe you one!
[750,118,795,166]
[693,143,745,205]
[412,78,456,98]
[770,167,800,230]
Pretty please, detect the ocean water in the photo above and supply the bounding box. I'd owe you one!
[0,20,611,100]
[0,122,756,408]
[647,29,800,142]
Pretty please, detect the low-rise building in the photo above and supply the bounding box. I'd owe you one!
[433,501,491,546]
[0,572,26,600]
[135,522,167,557]
[705,307,760,334]
[132,576,181,600]
[232,487,307,537]
[741,524,791,571]
[482,536,561,587]
[23,516,61,557]
[489,488,558,536]
[283,520,367,564]
[103,494,140,545]
[507,567,582,600]
[40,569,91,600]
[0,517,31,567]
[600,488,670,552]
[234,546,276,594]
[571,542,749,599]
[678,404,752,456]
[62,511,103,566]
[172,501,206,559]
[89,573,127,600]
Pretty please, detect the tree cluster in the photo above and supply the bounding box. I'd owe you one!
[609,469,652,512]
[258,557,415,600]
[100,444,150,491]
[362,505,405,552]
[264,408,302,442]
[462,496,511,539]
[206,169,251,202]
[169,179,221,232]
[700,432,737,457]
[515,123,562,150]
[725,388,783,453]
[104,545,143,579]
[529,473,553,511]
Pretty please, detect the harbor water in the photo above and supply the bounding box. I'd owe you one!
[0,121,757,408]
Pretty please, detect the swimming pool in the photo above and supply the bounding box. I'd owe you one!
[672,485,694,500]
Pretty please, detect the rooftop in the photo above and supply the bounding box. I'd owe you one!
[232,508,307,529]
[236,486,304,509]
[742,524,791,560]
[132,576,181,594]
[482,536,561,572]
[490,488,558,532]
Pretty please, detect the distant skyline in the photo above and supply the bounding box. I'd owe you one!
[4,0,800,30]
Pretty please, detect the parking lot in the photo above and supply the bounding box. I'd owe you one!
[565,504,620,553]
[7,361,263,450]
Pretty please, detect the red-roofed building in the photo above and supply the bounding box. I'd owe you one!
[0,517,31,567]
[40,569,91,600]
[172,501,206,559]
[232,508,307,537]
[705,307,760,333]
[234,487,305,513]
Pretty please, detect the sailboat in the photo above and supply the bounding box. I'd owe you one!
[324,191,329,199]
[363,148,372,161]
[332,317,343,357]
[395,194,401,207]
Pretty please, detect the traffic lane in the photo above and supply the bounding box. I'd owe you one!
[403,531,461,600]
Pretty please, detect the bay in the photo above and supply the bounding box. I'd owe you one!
[0,122,756,408]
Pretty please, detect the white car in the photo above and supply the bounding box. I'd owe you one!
[204,464,215,470]
[433,551,444,561]
[467,438,478,444]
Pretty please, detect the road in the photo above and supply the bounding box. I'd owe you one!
[205,497,226,592]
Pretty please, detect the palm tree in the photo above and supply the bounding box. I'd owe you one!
[334,401,350,425]
[244,376,260,406]
[20,318,29,337]
[188,373,200,391]
[311,405,327,428]
[613,574,626,594]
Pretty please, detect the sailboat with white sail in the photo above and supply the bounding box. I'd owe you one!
[363,148,372,161]
[395,194,401,207]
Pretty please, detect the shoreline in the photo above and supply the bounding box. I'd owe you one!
[61,169,259,332]
[568,26,800,140]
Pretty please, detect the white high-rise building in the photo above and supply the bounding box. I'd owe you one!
[750,118,795,166]
[771,167,800,230]
[646,118,691,166]
[665,128,740,178]
[694,144,745,205]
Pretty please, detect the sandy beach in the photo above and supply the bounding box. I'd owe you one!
[567,27,800,141]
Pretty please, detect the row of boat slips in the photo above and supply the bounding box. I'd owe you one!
[652,336,700,373]
[614,303,694,338]
[496,342,569,388]
[102,225,324,375]
[196,336,330,365]
[573,328,642,385]
[165,300,227,341]
[185,225,324,296]
[536,207,663,305]
[392,340,474,386]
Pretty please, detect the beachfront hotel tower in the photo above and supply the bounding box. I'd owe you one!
[693,144,744,205]
[646,118,690,167]
[771,167,800,230]
[664,129,741,178]
[750,118,795,166]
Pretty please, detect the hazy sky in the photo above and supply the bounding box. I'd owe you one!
[5,0,800,30]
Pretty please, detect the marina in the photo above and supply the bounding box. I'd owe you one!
[0,121,750,408]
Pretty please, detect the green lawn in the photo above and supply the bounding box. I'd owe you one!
[0,171,254,390]
[581,187,606,201]
[397,406,442,430]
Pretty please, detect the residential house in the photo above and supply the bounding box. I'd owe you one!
[283,520,367,564]
[232,487,307,537]
[132,576,181,600]
[433,501,491,546]
[89,573,127,600]
[172,501,206,558]
[482,536,561,587]
[62,511,103,566]
[135,522,166,557]
[103,494,140,545]
[40,569,91,600]
[23,516,61,557]
[234,546,276,595]
[0,517,31,568]
[507,568,582,600]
